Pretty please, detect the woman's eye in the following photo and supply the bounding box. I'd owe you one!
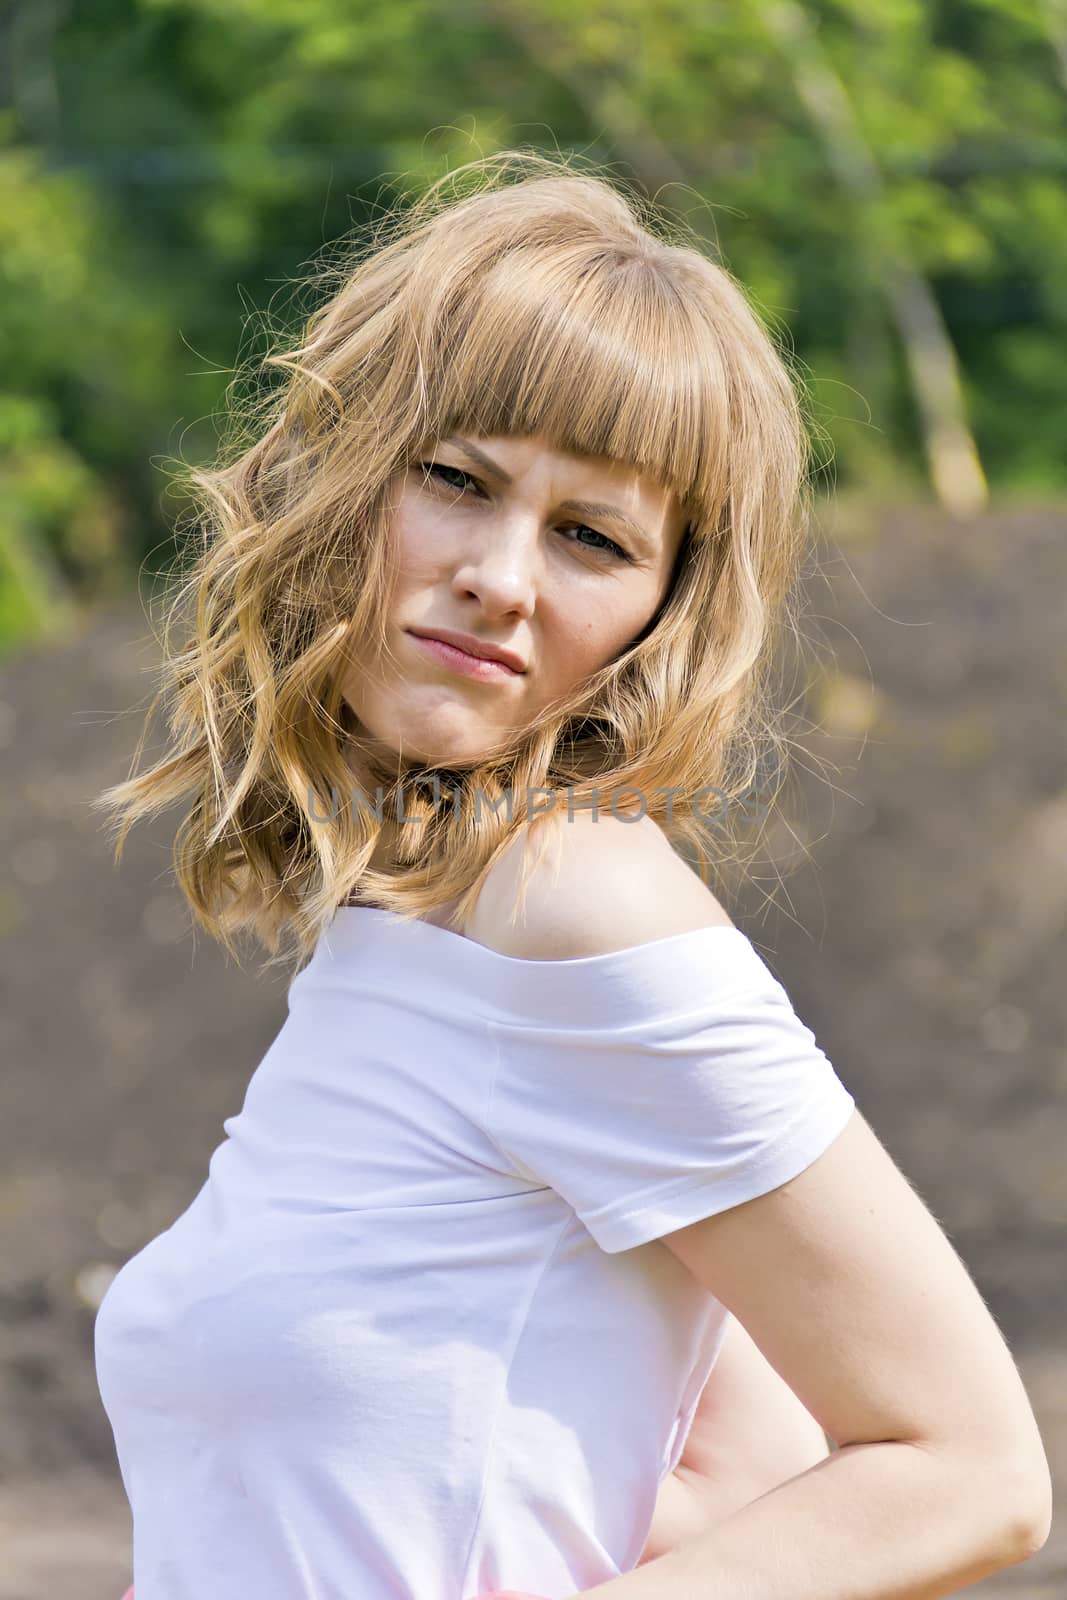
[564,526,631,562]
[422,461,476,493]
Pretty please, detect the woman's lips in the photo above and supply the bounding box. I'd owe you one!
[408,632,523,682]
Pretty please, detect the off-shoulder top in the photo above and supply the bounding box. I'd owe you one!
[94,905,856,1600]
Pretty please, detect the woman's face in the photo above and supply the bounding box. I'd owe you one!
[339,432,689,768]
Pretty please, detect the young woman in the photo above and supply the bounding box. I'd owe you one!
[93,150,1051,1600]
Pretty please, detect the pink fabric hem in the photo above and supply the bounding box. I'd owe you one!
[118,1587,549,1599]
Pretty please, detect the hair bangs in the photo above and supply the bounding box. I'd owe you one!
[413,245,730,531]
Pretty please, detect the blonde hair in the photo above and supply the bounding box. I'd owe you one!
[93,148,818,978]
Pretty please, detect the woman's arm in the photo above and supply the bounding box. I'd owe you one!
[637,1314,831,1566]
[584,1434,1046,1600]
[575,1111,1051,1599]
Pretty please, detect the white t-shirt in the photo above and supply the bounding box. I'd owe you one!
[95,905,856,1600]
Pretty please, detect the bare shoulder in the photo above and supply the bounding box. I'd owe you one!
[465,805,735,960]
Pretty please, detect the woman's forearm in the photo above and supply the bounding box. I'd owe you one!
[575,1438,1044,1600]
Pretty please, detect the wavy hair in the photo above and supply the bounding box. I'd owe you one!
[92,147,821,978]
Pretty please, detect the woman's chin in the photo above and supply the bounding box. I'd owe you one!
[365,734,498,774]
[342,697,524,773]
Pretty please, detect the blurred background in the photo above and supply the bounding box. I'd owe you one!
[1,2,1065,1596]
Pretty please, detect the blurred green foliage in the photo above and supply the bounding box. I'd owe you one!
[1,0,1065,653]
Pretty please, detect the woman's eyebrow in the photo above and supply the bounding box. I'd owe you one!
[442,434,658,552]
[443,434,513,484]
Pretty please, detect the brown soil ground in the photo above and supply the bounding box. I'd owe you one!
[1,496,1065,1598]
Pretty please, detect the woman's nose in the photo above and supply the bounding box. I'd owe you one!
[450,519,539,618]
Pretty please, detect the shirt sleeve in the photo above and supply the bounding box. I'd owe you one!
[484,931,856,1254]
